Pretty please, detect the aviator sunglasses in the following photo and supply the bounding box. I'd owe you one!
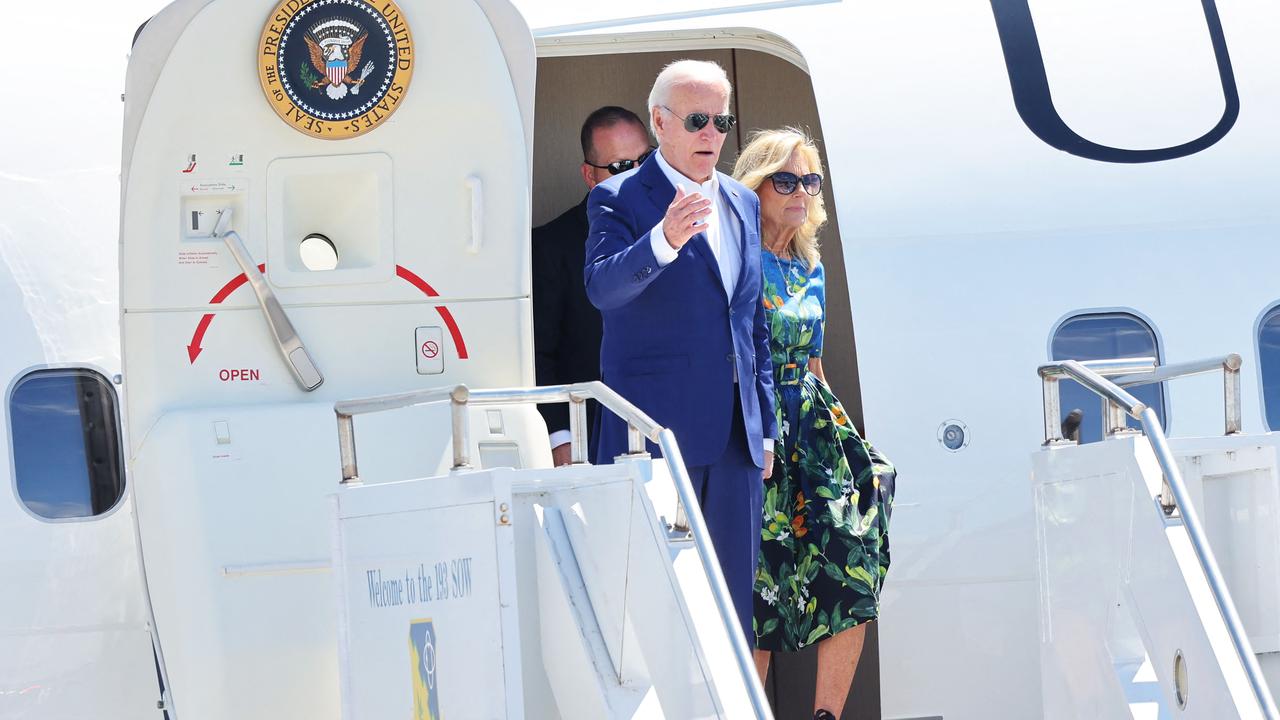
[585,147,655,176]
[768,171,823,196]
[661,105,737,134]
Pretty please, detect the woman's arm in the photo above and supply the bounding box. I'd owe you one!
[808,357,826,384]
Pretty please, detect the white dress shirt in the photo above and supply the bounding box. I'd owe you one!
[648,148,742,300]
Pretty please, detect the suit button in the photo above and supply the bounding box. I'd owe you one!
[729,308,735,316]
[726,353,735,362]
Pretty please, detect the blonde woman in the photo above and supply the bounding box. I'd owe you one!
[734,129,895,720]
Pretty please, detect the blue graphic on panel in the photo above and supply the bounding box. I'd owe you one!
[409,619,441,719]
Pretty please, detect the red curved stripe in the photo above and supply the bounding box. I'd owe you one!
[432,306,467,359]
[395,264,439,297]
[190,264,468,362]
[189,264,268,363]
[208,264,266,304]
[396,265,468,359]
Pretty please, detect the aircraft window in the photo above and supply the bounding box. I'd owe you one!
[1257,306,1280,431]
[300,233,339,271]
[8,369,124,519]
[1051,313,1166,443]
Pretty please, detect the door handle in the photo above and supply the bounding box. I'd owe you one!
[213,209,324,391]
[465,175,483,254]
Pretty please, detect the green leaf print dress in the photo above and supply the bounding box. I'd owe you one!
[754,250,896,652]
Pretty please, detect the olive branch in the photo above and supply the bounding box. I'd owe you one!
[299,61,321,89]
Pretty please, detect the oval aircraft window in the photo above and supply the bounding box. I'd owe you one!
[300,233,339,271]
[8,369,124,519]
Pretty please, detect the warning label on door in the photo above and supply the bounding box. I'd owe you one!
[178,249,221,268]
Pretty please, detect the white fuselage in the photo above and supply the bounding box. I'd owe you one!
[3,1,1278,719]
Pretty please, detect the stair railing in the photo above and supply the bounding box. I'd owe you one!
[1037,354,1274,719]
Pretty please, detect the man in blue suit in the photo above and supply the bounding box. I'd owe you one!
[584,60,776,644]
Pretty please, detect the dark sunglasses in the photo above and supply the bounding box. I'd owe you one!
[768,171,823,196]
[661,105,737,134]
[585,147,655,176]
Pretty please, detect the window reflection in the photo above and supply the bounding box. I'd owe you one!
[1258,308,1280,431]
[9,369,123,519]
[1051,313,1166,444]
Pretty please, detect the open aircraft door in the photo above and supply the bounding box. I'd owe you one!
[120,0,538,716]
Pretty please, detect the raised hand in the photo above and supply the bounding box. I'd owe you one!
[662,186,713,251]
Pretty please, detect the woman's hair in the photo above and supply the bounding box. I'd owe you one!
[732,127,827,271]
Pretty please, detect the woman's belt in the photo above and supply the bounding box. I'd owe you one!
[774,362,807,385]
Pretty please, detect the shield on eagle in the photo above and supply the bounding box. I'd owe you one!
[304,18,369,100]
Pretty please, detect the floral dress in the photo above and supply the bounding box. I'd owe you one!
[753,250,897,652]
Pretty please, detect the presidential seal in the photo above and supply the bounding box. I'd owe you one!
[259,0,414,139]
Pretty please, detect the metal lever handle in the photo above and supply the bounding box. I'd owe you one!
[213,209,324,391]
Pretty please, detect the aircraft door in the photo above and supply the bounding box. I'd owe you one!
[119,0,536,716]
[122,0,535,433]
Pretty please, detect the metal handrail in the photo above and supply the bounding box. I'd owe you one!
[1039,357,1156,443]
[333,381,772,719]
[1112,354,1244,436]
[1038,358,1277,720]
[1039,354,1242,443]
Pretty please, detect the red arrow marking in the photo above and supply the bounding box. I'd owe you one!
[188,314,214,363]
[187,264,266,364]
[396,265,469,359]
[208,264,263,304]
[187,263,469,363]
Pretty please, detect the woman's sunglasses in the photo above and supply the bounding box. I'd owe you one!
[661,105,737,134]
[585,147,655,176]
[768,171,823,196]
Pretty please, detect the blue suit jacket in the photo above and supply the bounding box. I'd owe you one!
[584,154,776,468]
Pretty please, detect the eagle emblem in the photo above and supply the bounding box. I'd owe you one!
[303,18,374,100]
[259,0,414,139]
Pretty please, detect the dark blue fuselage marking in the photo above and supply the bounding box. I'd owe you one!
[989,0,1239,163]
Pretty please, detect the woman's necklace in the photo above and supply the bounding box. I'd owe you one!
[767,247,805,297]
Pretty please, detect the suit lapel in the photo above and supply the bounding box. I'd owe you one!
[641,157,676,219]
[688,231,722,285]
[720,178,756,304]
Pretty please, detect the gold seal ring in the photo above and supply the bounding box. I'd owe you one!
[258,0,414,139]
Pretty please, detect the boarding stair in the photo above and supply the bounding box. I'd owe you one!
[1033,355,1280,719]
[329,382,772,719]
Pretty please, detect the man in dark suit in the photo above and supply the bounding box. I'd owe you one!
[534,107,652,466]
[584,61,776,643]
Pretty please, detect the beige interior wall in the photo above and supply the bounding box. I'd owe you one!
[532,49,863,426]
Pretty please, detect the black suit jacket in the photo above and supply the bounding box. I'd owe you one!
[532,197,602,443]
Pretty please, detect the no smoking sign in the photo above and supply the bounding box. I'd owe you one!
[415,326,444,375]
